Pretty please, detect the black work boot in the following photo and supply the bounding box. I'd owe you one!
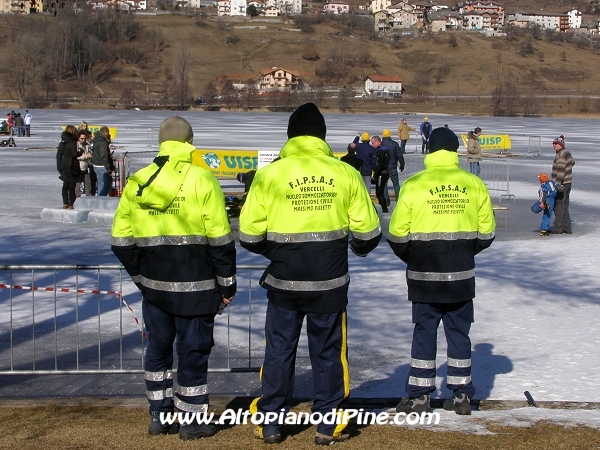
[396,394,432,414]
[179,422,217,440]
[254,428,282,444]
[314,431,350,446]
[443,393,472,415]
[178,412,217,440]
[148,410,179,436]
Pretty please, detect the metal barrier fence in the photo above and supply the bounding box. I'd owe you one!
[407,134,423,154]
[0,264,266,375]
[398,154,515,200]
[10,127,62,148]
[111,128,158,149]
[504,135,541,157]
[120,151,159,179]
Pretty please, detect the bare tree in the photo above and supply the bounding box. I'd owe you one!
[242,78,258,110]
[279,1,294,23]
[519,38,535,57]
[448,34,457,48]
[491,83,503,116]
[1,34,42,101]
[529,23,542,40]
[433,63,449,84]
[411,70,430,100]
[504,77,519,117]
[173,44,193,110]
[203,80,218,107]
[220,79,237,110]
[338,88,350,112]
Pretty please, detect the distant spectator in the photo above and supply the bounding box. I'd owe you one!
[91,126,113,196]
[531,173,558,237]
[466,127,482,177]
[551,135,575,234]
[56,125,82,209]
[340,142,362,172]
[371,135,390,213]
[419,117,432,154]
[78,121,96,194]
[353,132,377,193]
[7,113,13,136]
[24,110,32,136]
[77,121,90,137]
[76,131,93,196]
[397,118,415,155]
[383,128,405,201]
[14,113,24,137]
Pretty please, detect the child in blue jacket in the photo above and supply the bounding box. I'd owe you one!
[531,173,558,236]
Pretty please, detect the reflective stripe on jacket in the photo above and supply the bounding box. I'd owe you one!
[387,150,495,304]
[111,140,236,316]
[239,136,381,313]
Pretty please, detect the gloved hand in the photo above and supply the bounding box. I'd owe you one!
[400,165,405,172]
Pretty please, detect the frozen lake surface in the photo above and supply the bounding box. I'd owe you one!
[1,109,599,431]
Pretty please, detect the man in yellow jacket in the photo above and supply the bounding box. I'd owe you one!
[240,103,381,445]
[111,116,236,440]
[388,127,495,416]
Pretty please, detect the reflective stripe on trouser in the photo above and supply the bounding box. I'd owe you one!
[255,302,349,438]
[406,300,475,398]
[143,298,215,413]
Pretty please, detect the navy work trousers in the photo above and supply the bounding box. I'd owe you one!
[406,300,475,399]
[253,302,349,438]
[142,299,215,413]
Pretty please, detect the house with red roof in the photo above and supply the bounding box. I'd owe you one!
[364,75,404,98]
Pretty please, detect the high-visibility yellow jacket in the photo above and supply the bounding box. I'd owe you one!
[239,136,381,313]
[387,150,495,304]
[111,140,236,316]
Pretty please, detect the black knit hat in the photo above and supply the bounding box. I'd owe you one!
[287,103,326,140]
[429,127,459,153]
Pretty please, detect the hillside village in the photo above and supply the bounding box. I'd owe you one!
[1,0,600,115]
[4,0,599,34]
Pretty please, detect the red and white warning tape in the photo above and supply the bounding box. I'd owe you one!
[0,283,120,296]
[0,283,146,337]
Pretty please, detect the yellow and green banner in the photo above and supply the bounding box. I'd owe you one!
[192,149,259,178]
[192,149,347,178]
[460,134,511,151]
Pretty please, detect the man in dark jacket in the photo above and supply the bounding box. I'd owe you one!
[340,142,362,172]
[353,132,377,194]
[56,125,82,208]
[382,129,405,201]
[371,135,391,213]
[91,126,113,196]
[240,103,381,445]
[388,127,496,416]
[112,116,236,440]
